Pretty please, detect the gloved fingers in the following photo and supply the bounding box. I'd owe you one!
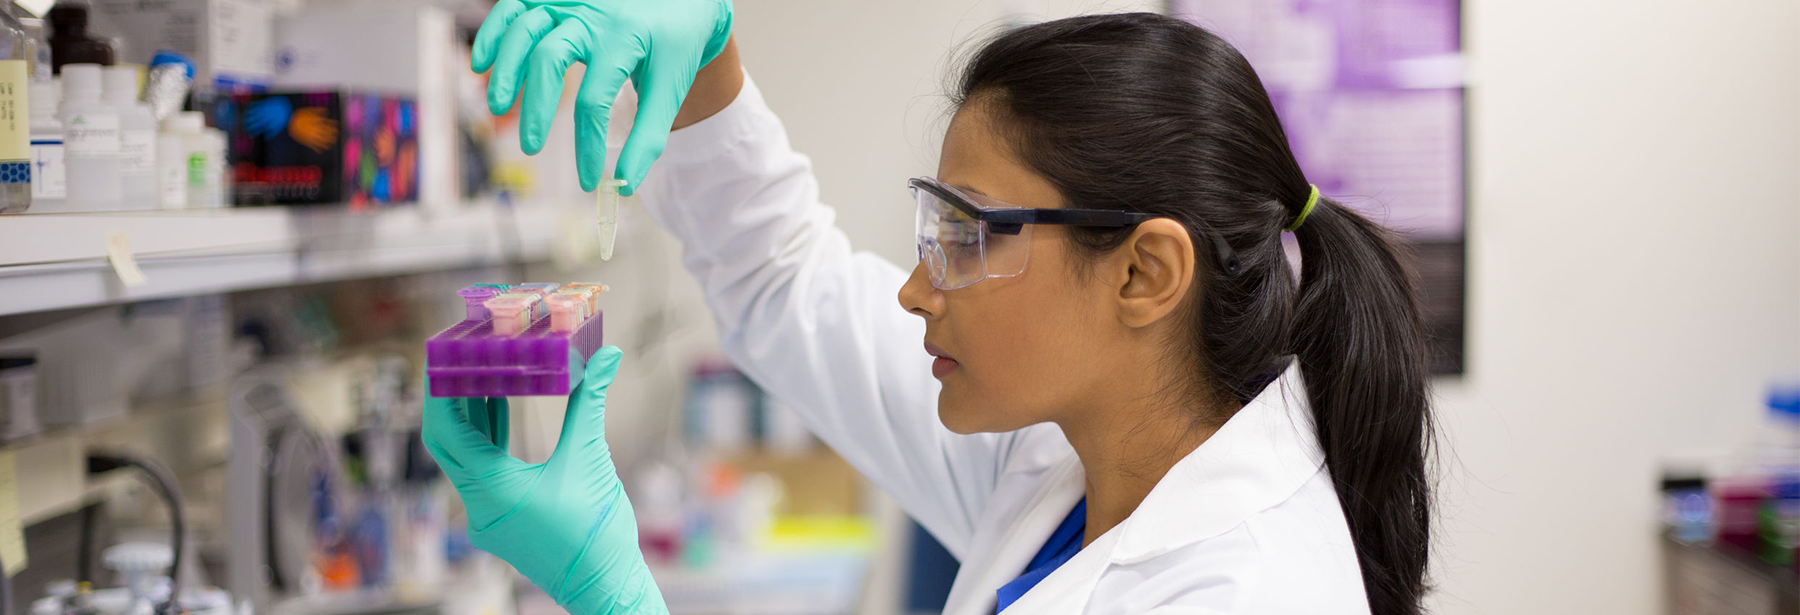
[486,6,559,117]
[422,394,519,483]
[551,346,623,461]
[571,43,642,192]
[470,0,527,74]
[466,397,511,453]
[613,66,689,196]
[518,19,593,155]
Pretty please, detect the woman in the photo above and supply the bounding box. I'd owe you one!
[424,10,1434,615]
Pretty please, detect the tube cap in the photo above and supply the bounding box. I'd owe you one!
[149,51,195,79]
[102,65,140,104]
[61,63,102,103]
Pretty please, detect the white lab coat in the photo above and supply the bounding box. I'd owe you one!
[635,75,1371,615]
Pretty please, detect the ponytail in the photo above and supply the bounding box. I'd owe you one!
[1290,197,1433,615]
[954,13,1436,613]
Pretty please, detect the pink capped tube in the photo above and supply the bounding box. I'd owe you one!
[484,296,533,336]
[545,295,585,332]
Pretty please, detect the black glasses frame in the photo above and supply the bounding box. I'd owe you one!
[908,177,1155,236]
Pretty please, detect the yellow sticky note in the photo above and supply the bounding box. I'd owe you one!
[107,231,148,288]
[0,451,27,576]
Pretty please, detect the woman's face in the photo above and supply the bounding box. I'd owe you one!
[898,103,1119,434]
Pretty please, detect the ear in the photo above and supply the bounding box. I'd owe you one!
[1113,218,1197,329]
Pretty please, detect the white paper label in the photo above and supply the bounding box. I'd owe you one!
[119,129,154,175]
[65,113,120,156]
[29,139,63,199]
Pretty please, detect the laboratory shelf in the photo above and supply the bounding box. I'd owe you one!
[0,202,567,317]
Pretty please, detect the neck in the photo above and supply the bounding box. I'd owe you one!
[1056,377,1224,548]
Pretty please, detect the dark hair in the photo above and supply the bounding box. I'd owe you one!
[954,13,1433,614]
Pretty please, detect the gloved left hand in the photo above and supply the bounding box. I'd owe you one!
[423,347,668,615]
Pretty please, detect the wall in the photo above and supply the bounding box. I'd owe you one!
[641,0,1799,613]
[1433,0,1800,612]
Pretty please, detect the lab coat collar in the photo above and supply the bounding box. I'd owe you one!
[1108,359,1326,564]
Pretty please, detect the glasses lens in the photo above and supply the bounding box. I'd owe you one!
[914,186,987,289]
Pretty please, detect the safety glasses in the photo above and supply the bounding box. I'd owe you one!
[910,177,1157,290]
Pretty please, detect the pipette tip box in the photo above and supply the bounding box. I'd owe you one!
[426,283,606,397]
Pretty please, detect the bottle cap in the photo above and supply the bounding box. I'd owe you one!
[149,51,195,79]
[1770,384,1800,418]
[61,63,102,103]
[101,65,140,104]
[164,110,204,133]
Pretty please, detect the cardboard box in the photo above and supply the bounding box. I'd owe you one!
[225,91,419,207]
[271,2,458,207]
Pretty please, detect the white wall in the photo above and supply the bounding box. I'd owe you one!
[1433,0,1800,612]
[668,0,1800,612]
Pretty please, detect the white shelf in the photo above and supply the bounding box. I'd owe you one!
[0,202,567,316]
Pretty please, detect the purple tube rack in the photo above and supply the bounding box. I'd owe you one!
[426,288,605,397]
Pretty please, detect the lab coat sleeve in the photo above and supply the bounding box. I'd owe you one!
[634,74,1015,559]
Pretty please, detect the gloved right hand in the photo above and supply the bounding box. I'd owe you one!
[423,347,667,615]
[472,0,733,195]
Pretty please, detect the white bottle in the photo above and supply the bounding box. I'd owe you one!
[162,112,212,210]
[28,76,62,211]
[102,66,154,207]
[58,64,119,211]
[153,128,183,209]
[202,127,226,208]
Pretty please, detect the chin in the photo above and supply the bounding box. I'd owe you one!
[935,390,1016,435]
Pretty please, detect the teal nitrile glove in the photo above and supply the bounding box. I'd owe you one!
[472,0,733,195]
[423,347,667,615]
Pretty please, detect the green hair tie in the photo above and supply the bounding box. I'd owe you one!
[1285,184,1319,232]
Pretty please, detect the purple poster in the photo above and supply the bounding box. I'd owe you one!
[1173,0,1467,372]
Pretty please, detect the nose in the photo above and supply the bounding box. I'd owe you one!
[898,260,942,319]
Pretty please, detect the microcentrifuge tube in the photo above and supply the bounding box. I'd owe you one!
[597,179,627,261]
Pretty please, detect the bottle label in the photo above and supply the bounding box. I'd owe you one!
[187,152,208,185]
[0,61,29,184]
[30,139,64,199]
[119,129,155,176]
[66,113,120,156]
[160,161,186,209]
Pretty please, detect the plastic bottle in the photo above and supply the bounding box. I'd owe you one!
[203,126,227,208]
[1756,385,1800,565]
[0,4,32,214]
[59,63,118,211]
[46,4,112,73]
[154,127,183,209]
[103,65,153,206]
[28,76,62,211]
[162,112,211,210]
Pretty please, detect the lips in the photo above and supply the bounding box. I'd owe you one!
[925,341,959,379]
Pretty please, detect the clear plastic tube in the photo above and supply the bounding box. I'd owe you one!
[597,179,627,261]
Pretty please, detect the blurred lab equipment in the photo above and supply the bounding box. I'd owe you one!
[0,354,40,442]
[103,65,155,205]
[0,2,32,214]
[46,3,113,72]
[29,66,65,212]
[85,0,271,94]
[1662,384,1800,614]
[59,63,122,211]
[224,91,418,207]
